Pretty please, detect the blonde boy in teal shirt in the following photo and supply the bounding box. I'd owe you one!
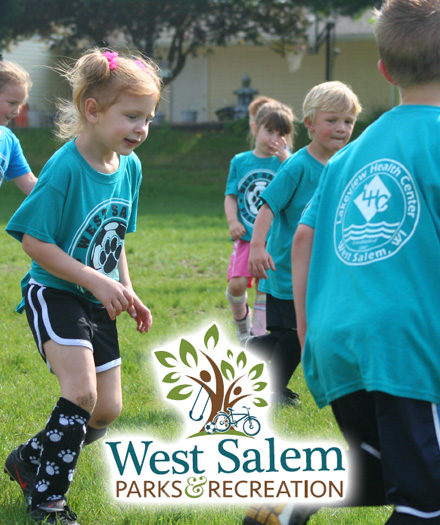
[247,81,361,407]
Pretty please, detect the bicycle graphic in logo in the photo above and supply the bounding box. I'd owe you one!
[204,406,261,436]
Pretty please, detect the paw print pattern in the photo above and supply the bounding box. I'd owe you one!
[58,449,76,463]
[59,414,76,426]
[35,479,50,493]
[71,414,87,426]
[47,494,63,502]
[47,429,63,442]
[59,414,87,426]
[45,461,60,476]
[29,455,40,466]
[68,469,75,482]
[29,437,41,450]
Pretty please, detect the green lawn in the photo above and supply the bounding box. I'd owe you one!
[0,125,391,524]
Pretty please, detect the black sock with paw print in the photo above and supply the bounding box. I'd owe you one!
[30,397,91,509]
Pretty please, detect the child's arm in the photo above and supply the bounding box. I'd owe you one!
[117,246,152,333]
[291,224,314,349]
[13,172,38,195]
[248,203,275,279]
[22,234,134,321]
[224,194,246,240]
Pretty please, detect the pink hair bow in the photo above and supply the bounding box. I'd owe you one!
[133,59,146,71]
[103,51,118,70]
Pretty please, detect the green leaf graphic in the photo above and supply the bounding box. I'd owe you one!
[221,360,235,381]
[163,372,181,384]
[253,397,268,408]
[248,363,264,380]
[204,324,219,350]
[154,350,178,368]
[227,349,233,360]
[179,339,198,367]
[237,351,247,369]
[167,384,193,401]
[252,382,267,392]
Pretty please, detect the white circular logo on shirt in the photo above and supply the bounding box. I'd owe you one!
[334,159,419,265]
[238,170,275,227]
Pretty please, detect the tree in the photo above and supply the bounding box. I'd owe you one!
[154,324,268,435]
[2,0,379,83]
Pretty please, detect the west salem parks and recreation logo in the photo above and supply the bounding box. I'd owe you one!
[334,159,419,265]
[104,324,350,505]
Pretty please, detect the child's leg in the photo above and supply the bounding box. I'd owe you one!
[29,341,95,510]
[269,329,301,398]
[226,276,252,343]
[244,332,279,362]
[227,240,253,343]
[226,276,249,319]
[86,366,122,443]
[252,279,266,336]
[331,390,387,507]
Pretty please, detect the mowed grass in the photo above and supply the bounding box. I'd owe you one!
[0,125,391,524]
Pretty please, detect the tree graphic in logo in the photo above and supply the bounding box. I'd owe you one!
[153,324,269,437]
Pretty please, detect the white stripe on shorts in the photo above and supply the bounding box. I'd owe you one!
[27,283,94,367]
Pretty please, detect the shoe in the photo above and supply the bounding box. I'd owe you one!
[28,498,79,524]
[270,388,300,407]
[243,503,313,524]
[233,305,252,345]
[4,444,38,503]
[283,388,300,404]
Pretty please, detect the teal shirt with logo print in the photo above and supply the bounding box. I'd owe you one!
[300,105,440,408]
[258,147,324,300]
[6,140,141,304]
[225,151,283,241]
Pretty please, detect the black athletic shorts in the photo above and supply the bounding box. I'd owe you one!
[266,293,297,331]
[25,281,121,373]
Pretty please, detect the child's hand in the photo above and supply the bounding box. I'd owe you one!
[88,274,135,321]
[229,220,246,241]
[248,245,276,279]
[127,295,153,333]
[270,137,290,162]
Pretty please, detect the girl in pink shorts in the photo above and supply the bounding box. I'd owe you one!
[224,101,294,343]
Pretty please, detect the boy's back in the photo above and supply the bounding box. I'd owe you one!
[301,103,440,408]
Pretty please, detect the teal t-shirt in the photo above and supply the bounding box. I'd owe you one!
[7,140,142,303]
[225,151,283,241]
[0,126,31,187]
[259,147,324,300]
[300,105,440,408]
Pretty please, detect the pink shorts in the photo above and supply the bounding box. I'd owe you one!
[227,240,253,288]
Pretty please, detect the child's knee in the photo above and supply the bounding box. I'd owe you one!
[74,387,98,414]
[228,277,248,296]
[93,399,122,427]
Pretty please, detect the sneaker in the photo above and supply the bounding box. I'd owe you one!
[283,388,300,404]
[28,498,79,524]
[4,444,38,503]
[233,305,252,345]
[270,388,300,408]
[243,503,314,525]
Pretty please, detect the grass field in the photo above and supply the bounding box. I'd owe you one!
[0,124,391,524]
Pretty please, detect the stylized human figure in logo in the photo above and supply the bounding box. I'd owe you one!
[189,370,213,422]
